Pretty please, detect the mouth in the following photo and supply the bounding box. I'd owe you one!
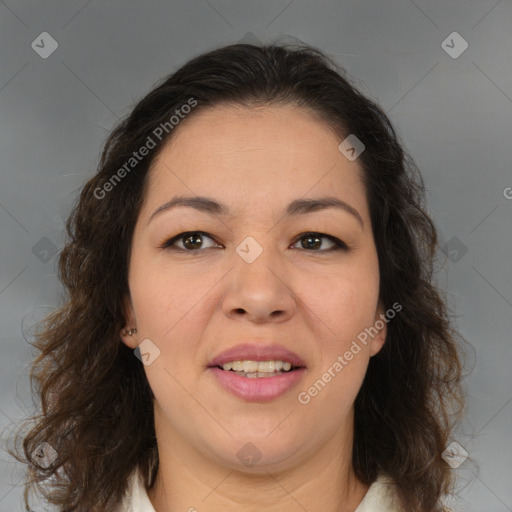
[207,343,307,401]
[207,359,307,402]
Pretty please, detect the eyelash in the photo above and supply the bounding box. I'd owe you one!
[159,231,348,253]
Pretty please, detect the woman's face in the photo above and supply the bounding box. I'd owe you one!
[122,104,386,473]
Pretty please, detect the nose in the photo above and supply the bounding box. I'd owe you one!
[221,242,297,324]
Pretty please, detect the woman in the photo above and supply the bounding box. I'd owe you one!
[11,42,465,511]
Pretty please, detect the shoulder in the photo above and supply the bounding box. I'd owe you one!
[356,475,452,512]
[114,468,156,512]
[355,474,402,512]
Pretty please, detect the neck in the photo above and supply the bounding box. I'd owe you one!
[146,407,369,512]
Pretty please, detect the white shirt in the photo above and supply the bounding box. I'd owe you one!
[117,468,402,511]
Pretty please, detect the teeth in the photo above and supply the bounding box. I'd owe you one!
[221,360,295,373]
[242,360,256,372]
[239,371,285,378]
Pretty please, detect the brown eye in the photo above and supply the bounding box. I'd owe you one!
[161,232,219,251]
[292,232,348,252]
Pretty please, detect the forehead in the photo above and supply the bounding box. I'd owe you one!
[143,104,368,221]
[157,103,344,166]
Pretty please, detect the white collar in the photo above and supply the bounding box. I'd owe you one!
[119,468,401,511]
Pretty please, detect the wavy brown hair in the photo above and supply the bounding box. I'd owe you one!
[8,42,465,511]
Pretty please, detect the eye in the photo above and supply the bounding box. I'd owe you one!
[160,231,348,253]
[160,231,220,251]
[291,232,348,252]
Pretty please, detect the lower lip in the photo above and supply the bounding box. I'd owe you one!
[208,367,306,402]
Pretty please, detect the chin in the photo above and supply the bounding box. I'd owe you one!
[205,435,309,474]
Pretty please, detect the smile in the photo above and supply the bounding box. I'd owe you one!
[209,363,306,402]
[220,359,297,376]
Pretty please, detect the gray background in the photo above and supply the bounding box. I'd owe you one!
[1,1,511,511]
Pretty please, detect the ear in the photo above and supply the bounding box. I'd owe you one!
[120,295,139,349]
[369,301,387,357]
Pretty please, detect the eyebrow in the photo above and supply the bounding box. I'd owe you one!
[148,195,364,228]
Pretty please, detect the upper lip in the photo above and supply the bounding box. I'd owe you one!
[208,343,306,368]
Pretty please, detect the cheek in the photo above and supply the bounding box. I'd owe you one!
[302,266,379,412]
[129,254,212,337]
[300,283,376,417]
[302,267,380,344]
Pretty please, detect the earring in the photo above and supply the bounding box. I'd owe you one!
[122,327,137,336]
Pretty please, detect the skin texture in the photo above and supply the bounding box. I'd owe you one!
[121,104,387,512]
